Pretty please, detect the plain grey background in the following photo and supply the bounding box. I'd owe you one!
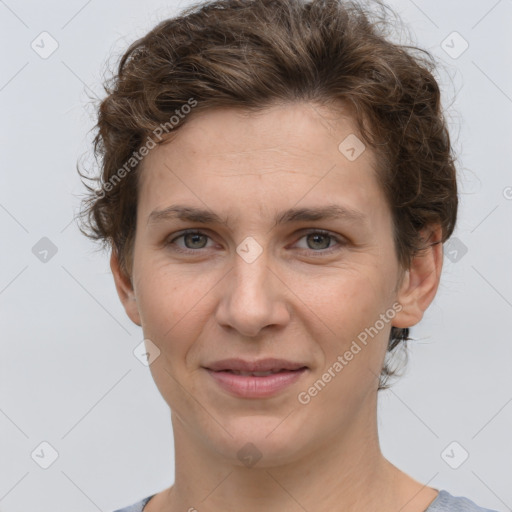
[1,0,511,511]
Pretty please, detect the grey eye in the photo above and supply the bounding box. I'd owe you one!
[182,233,209,249]
[305,232,333,250]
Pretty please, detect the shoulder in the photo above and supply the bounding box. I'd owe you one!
[426,490,500,512]
[112,494,156,512]
[110,490,501,512]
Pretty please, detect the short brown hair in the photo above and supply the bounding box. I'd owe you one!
[78,0,458,389]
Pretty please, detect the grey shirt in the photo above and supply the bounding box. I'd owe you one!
[112,490,500,511]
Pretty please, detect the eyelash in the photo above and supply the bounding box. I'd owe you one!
[166,229,346,256]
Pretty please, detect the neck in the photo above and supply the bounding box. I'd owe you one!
[162,400,406,512]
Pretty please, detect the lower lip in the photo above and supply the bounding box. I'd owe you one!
[205,368,307,398]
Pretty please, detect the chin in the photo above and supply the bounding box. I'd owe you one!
[201,413,312,468]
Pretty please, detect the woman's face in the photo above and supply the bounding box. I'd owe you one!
[113,102,430,465]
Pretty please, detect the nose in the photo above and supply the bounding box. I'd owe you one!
[214,248,291,338]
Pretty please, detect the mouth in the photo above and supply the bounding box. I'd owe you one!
[217,368,306,377]
[203,359,309,398]
[204,357,308,373]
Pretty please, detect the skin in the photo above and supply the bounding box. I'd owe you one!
[111,102,444,512]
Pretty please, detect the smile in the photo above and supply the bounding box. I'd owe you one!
[205,367,308,398]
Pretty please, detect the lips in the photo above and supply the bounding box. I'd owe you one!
[204,358,308,374]
[203,358,309,398]
[223,369,287,376]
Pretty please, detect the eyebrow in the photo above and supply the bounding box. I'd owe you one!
[147,204,367,227]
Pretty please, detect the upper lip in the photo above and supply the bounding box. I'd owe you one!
[204,358,308,372]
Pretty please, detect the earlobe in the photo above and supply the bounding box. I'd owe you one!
[110,250,142,327]
[392,225,444,329]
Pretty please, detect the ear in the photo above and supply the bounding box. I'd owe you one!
[392,225,444,329]
[110,250,142,327]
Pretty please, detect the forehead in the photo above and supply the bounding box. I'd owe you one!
[142,102,375,168]
[136,102,386,226]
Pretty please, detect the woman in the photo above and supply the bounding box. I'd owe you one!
[78,0,499,510]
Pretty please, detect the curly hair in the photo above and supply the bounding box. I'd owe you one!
[78,0,458,390]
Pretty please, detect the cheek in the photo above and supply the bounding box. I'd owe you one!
[300,266,394,373]
[297,274,391,415]
[135,265,212,411]
[135,262,210,353]
[297,263,391,323]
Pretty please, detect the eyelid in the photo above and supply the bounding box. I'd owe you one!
[166,228,346,254]
[292,228,345,253]
[166,229,216,251]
